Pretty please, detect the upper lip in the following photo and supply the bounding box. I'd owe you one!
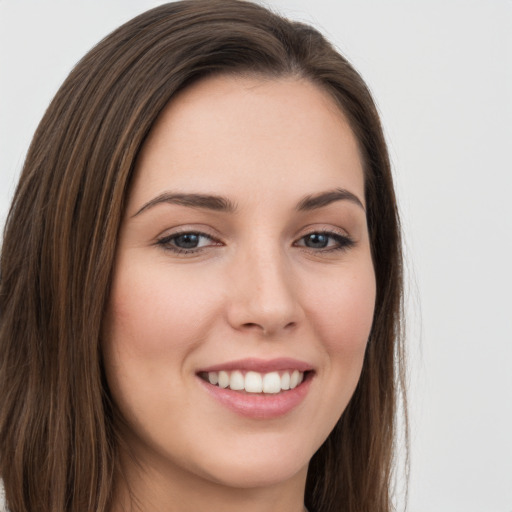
[197,357,314,374]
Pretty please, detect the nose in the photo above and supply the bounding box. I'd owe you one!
[226,246,303,337]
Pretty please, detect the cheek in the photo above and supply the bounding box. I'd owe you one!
[103,258,220,360]
[310,262,376,360]
[101,262,211,435]
[299,260,376,446]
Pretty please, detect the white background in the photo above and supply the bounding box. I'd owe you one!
[1,1,511,511]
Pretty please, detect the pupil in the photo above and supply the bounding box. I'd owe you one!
[175,233,199,249]
[306,233,328,248]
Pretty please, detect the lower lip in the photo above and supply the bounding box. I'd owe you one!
[198,374,313,419]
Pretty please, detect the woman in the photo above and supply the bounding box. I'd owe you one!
[0,1,406,511]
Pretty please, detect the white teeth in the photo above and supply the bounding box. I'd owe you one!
[262,372,281,394]
[218,371,229,388]
[229,370,245,391]
[205,370,306,393]
[245,371,263,393]
[290,369,300,389]
[281,372,290,390]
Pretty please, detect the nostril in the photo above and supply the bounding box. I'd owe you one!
[242,322,261,330]
[241,321,297,335]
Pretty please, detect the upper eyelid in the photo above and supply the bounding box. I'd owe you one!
[296,231,349,240]
[156,226,220,241]
[294,225,351,239]
[159,225,347,235]
[156,225,351,240]
[157,231,219,244]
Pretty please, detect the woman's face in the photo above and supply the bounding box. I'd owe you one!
[103,75,376,492]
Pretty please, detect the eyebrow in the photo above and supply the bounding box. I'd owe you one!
[133,187,364,218]
[133,192,237,217]
[296,188,365,212]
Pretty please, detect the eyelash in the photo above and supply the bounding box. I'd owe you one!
[294,231,355,253]
[156,231,219,255]
[156,230,355,255]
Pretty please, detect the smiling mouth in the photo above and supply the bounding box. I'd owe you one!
[198,370,310,394]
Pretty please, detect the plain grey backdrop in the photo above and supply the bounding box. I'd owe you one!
[1,1,511,511]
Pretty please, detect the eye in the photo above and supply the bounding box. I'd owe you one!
[295,231,354,252]
[156,231,219,254]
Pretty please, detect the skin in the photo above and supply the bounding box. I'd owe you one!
[102,75,376,512]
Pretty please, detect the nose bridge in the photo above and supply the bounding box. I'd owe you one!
[227,239,301,335]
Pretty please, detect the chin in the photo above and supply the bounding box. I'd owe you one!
[197,453,309,489]
[179,431,317,490]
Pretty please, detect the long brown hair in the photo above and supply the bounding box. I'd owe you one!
[0,1,406,511]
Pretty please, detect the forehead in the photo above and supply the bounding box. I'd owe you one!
[130,74,365,210]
